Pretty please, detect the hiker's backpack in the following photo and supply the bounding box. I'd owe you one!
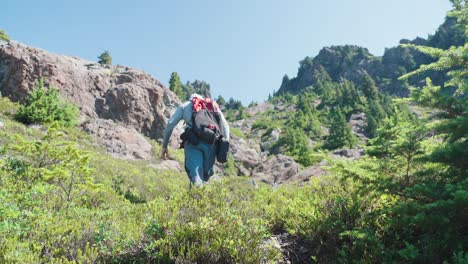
[189,96,230,163]
[191,97,224,145]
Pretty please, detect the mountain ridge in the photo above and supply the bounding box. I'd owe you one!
[276,16,462,97]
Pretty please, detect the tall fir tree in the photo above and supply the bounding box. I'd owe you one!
[169,72,185,100]
[361,73,379,100]
[325,110,357,149]
[366,99,387,137]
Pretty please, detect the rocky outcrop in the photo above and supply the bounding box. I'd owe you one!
[287,161,329,183]
[230,135,263,176]
[184,80,212,98]
[244,102,274,117]
[251,154,299,185]
[260,128,281,154]
[0,41,182,159]
[332,148,365,160]
[349,112,368,140]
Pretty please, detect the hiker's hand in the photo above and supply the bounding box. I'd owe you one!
[161,148,168,160]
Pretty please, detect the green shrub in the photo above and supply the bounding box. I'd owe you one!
[230,127,246,139]
[251,118,270,130]
[15,79,79,127]
[150,182,282,263]
[222,153,238,176]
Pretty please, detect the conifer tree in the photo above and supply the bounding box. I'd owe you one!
[362,73,379,100]
[366,99,387,137]
[169,72,185,100]
[98,50,112,65]
[280,74,290,91]
[325,110,357,149]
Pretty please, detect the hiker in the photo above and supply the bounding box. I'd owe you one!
[161,93,230,187]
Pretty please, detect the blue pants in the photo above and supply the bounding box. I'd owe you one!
[184,142,216,187]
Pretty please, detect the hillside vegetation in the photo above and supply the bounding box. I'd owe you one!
[0,96,367,263]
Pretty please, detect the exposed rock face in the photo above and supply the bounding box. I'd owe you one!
[230,135,263,176]
[244,102,274,117]
[332,148,365,160]
[184,80,212,98]
[260,128,281,155]
[0,41,182,158]
[251,154,299,185]
[288,160,328,183]
[349,112,368,140]
[82,119,153,160]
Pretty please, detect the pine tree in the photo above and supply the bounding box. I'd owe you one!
[361,73,379,100]
[293,93,322,138]
[98,50,112,65]
[325,110,357,149]
[169,72,185,100]
[366,99,387,137]
[280,74,290,92]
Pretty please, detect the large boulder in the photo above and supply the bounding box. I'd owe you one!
[251,154,299,185]
[230,135,263,176]
[260,128,281,154]
[332,148,365,160]
[286,160,329,183]
[349,112,368,140]
[0,41,182,158]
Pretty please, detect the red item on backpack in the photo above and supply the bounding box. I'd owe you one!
[192,97,204,112]
[192,97,220,113]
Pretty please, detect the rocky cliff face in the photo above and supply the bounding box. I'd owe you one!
[0,41,182,159]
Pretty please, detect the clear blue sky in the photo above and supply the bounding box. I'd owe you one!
[3,0,452,104]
